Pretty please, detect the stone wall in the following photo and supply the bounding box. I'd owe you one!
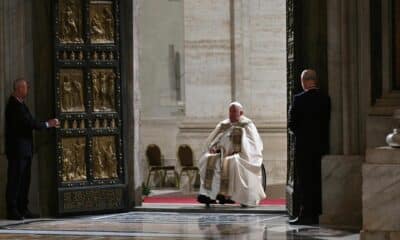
[184,0,232,118]
[138,0,184,118]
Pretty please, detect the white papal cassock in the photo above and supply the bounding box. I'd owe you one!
[198,116,266,206]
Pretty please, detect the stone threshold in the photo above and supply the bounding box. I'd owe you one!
[134,203,286,214]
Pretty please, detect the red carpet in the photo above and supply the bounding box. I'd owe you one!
[143,196,285,205]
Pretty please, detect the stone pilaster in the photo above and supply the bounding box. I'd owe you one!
[321,0,371,228]
[328,0,370,155]
[366,0,398,149]
[184,0,232,118]
[0,0,37,218]
[233,0,286,121]
[130,0,143,206]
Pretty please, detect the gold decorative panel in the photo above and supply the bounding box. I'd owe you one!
[60,69,85,112]
[62,119,86,130]
[91,69,116,112]
[58,0,83,43]
[92,136,118,179]
[58,50,84,61]
[91,50,115,61]
[61,137,86,182]
[54,0,124,214]
[62,188,123,212]
[89,1,115,44]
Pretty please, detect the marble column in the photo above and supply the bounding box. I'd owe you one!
[0,0,37,217]
[321,0,370,228]
[361,147,400,240]
[328,0,370,155]
[121,0,142,206]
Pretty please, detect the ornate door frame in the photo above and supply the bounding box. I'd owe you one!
[53,0,127,215]
[286,0,301,217]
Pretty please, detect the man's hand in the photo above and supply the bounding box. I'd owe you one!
[47,118,60,128]
[209,147,220,154]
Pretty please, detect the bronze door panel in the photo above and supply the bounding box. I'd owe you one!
[54,0,126,215]
[59,69,85,113]
[61,137,87,182]
[91,69,116,112]
[89,1,115,44]
[58,0,84,44]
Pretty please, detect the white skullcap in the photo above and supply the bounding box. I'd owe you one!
[229,101,243,110]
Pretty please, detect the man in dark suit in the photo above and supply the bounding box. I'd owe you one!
[288,69,331,225]
[5,78,59,220]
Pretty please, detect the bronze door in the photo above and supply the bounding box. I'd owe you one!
[286,0,301,217]
[54,0,126,215]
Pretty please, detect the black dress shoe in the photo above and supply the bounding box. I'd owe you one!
[287,217,299,224]
[7,209,24,220]
[197,194,216,207]
[288,216,318,225]
[216,194,235,204]
[22,209,40,219]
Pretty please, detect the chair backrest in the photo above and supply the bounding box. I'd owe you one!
[178,144,194,167]
[146,144,162,166]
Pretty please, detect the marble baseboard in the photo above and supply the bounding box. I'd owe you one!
[366,147,400,164]
[320,213,362,230]
[320,155,363,229]
[362,163,400,231]
[361,231,400,240]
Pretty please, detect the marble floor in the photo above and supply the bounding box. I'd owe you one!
[0,211,360,240]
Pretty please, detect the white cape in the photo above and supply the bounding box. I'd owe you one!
[198,116,266,206]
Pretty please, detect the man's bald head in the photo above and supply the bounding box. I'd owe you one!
[13,77,29,99]
[229,101,243,123]
[300,69,318,91]
[13,78,28,90]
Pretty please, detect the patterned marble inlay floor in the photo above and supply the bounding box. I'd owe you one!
[0,212,360,239]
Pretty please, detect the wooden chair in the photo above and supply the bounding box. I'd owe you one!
[145,144,178,188]
[177,144,199,190]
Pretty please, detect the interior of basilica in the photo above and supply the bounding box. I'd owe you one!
[0,0,399,239]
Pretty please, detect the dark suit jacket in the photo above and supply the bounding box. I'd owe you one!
[288,88,331,215]
[5,96,47,158]
[288,89,331,156]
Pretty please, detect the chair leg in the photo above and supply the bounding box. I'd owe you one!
[146,170,152,188]
[180,170,191,192]
[178,171,183,189]
[174,170,179,188]
[188,171,194,192]
[193,169,199,189]
[193,169,201,188]
[160,170,166,187]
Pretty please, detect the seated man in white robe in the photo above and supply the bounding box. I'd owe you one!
[197,102,266,207]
